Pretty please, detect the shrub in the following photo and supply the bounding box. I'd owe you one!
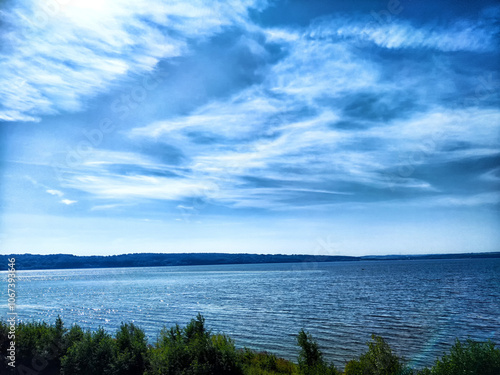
[63,324,84,352]
[14,317,69,374]
[241,349,297,374]
[0,320,12,372]
[422,338,500,375]
[61,328,118,375]
[147,313,243,375]
[344,334,409,375]
[5,315,499,375]
[297,329,339,375]
[115,323,149,375]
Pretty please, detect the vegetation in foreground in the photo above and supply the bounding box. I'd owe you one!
[1,315,499,375]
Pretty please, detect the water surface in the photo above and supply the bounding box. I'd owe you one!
[3,258,499,369]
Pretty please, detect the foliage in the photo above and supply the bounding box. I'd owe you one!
[15,317,68,374]
[61,322,149,375]
[296,329,339,375]
[240,349,297,374]
[344,334,410,375]
[147,313,243,375]
[1,316,499,375]
[418,339,500,375]
[0,320,12,372]
[61,328,118,375]
[115,323,149,375]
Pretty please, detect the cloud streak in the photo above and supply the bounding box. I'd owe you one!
[311,16,499,52]
[0,0,265,121]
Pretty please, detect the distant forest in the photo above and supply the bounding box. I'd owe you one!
[1,252,499,271]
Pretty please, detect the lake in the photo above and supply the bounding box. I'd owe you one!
[4,258,500,369]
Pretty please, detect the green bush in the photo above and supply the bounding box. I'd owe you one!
[147,313,243,375]
[61,328,118,375]
[297,330,339,375]
[344,334,410,375]
[115,323,149,375]
[61,322,149,375]
[2,316,499,375]
[240,349,297,374]
[0,320,12,372]
[14,317,68,374]
[420,339,500,375]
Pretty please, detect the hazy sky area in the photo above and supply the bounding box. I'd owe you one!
[0,0,499,256]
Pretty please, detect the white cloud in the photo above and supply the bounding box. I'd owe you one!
[311,17,498,52]
[363,107,500,157]
[80,150,159,168]
[40,8,499,211]
[0,0,264,121]
[122,13,499,208]
[264,28,299,43]
[46,189,64,197]
[66,174,214,201]
[435,192,500,207]
[90,203,130,211]
[396,192,500,208]
[268,39,378,99]
[61,199,77,205]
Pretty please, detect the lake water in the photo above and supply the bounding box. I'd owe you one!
[3,258,500,369]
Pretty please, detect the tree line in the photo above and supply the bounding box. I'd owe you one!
[2,252,499,270]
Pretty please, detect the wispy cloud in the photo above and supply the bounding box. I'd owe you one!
[46,189,64,197]
[7,3,499,213]
[0,0,264,121]
[55,9,498,211]
[90,203,131,211]
[309,16,499,52]
[66,174,214,202]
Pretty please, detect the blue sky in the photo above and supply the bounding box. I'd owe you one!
[1,0,499,256]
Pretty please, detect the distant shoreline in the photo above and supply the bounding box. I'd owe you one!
[1,252,499,271]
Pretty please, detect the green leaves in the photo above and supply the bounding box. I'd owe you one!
[344,335,407,375]
[61,328,117,375]
[1,316,499,375]
[147,314,243,375]
[297,329,339,375]
[424,339,500,375]
[60,323,149,375]
[115,323,149,375]
[297,330,323,369]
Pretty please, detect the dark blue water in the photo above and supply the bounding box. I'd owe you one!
[3,258,500,369]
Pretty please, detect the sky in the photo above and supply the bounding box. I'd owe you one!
[0,0,499,256]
